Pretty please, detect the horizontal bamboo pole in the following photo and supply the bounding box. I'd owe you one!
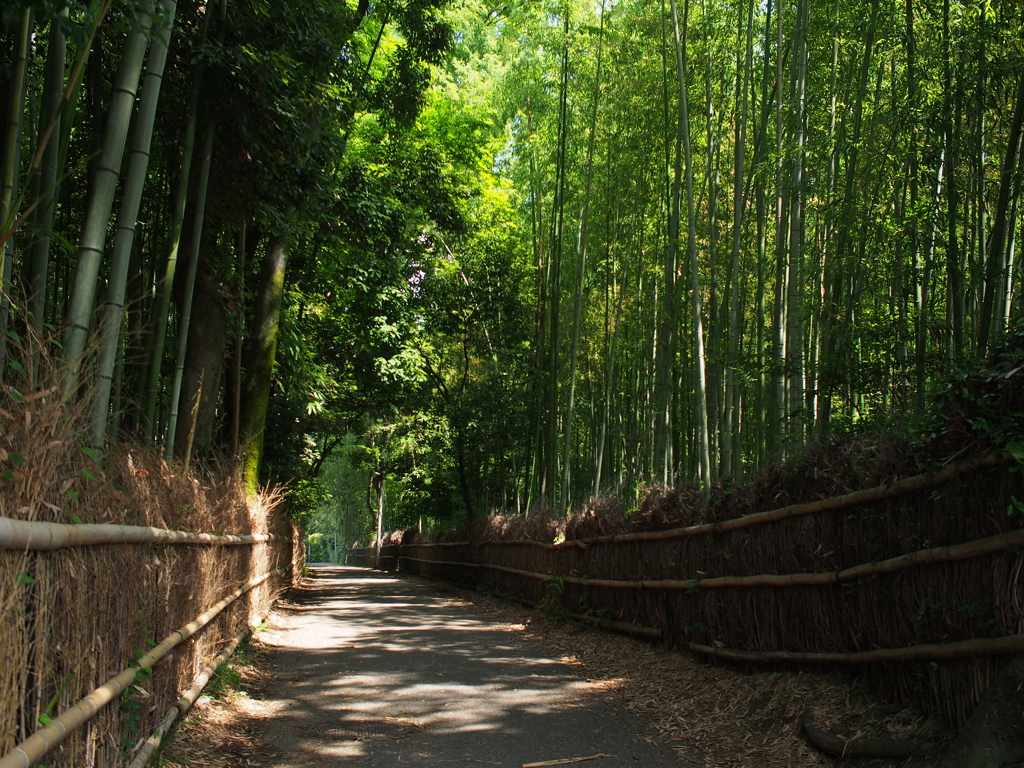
[566,611,662,639]
[127,709,177,768]
[402,555,1023,664]
[561,450,1014,548]
[127,605,273,768]
[688,633,1024,665]
[402,526,1024,591]
[400,558,662,639]
[125,636,243,768]
[0,516,277,550]
[401,555,547,582]
[0,569,284,768]
[407,541,471,547]
[399,451,1012,552]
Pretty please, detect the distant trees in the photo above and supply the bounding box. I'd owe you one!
[3,0,1022,537]
[0,0,452,492]
[369,0,1024,527]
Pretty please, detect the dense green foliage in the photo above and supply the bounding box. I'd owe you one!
[1,0,1021,547]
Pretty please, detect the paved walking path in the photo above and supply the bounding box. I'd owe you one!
[253,565,682,767]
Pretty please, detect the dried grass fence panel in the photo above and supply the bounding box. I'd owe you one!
[390,455,1024,728]
[127,597,278,768]
[0,569,283,768]
[345,547,370,566]
[0,542,290,768]
[0,444,292,768]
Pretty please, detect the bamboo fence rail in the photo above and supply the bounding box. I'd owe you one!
[395,561,1019,663]
[0,516,278,550]
[401,525,1024,590]
[0,569,283,768]
[688,634,1024,665]
[126,606,271,768]
[406,450,1014,552]
[389,449,1022,726]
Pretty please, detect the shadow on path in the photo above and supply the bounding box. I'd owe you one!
[251,565,682,767]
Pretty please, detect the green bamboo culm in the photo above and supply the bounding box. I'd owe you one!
[27,7,70,366]
[164,116,215,459]
[0,9,32,372]
[560,0,605,513]
[0,8,32,293]
[164,0,229,458]
[141,0,219,439]
[63,0,155,386]
[90,0,179,455]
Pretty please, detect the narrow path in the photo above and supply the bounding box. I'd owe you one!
[251,565,682,767]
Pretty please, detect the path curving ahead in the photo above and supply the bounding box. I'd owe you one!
[252,565,682,767]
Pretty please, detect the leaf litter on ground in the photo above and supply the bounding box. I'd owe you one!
[159,577,952,768]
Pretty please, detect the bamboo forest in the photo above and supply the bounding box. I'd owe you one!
[1,0,1022,538]
[4,1,1024,766]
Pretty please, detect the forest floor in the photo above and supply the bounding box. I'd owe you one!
[161,566,950,768]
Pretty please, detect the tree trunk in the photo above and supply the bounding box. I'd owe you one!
[939,655,1024,768]
[173,253,228,459]
[239,233,289,493]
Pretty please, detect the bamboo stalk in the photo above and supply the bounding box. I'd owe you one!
[559,450,1013,548]
[0,569,283,768]
[0,517,277,550]
[403,558,663,640]
[401,526,1024,591]
[688,633,1024,665]
[127,607,271,768]
[404,450,1013,552]
[128,709,178,768]
[523,756,613,767]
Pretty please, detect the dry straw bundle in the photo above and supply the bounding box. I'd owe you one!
[0,358,291,767]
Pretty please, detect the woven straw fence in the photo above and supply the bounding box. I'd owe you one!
[383,454,1023,729]
[0,445,293,768]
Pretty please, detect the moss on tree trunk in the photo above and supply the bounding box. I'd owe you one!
[239,234,288,495]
